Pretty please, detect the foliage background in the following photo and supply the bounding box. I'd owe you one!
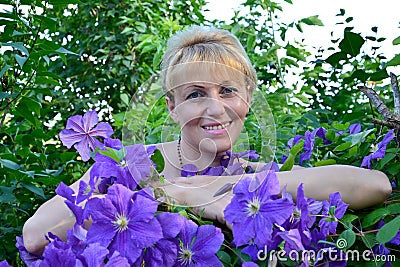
[0,0,399,265]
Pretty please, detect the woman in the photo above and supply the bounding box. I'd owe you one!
[22,25,392,255]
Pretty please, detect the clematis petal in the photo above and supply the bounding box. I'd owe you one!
[74,138,92,162]
[104,138,123,150]
[144,239,178,267]
[156,212,184,239]
[348,123,361,134]
[125,144,153,183]
[124,218,163,250]
[79,243,108,266]
[107,184,135,214]
[181,164,198,177]
[55,182,76,203]
[191,225,224,256]
[82,110,99,132]
[105,251,130,267]
[109,230,144,264]
[59,129,85,149]
[89,122,114,138]
[65,115,85,133]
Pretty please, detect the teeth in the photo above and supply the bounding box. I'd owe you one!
[203,122,230,130]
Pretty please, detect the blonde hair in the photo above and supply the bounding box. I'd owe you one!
[160,25,257,98]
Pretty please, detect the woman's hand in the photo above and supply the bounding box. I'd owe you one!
[153,174,243,225]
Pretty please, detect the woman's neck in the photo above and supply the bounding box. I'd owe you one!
[178,138,227,171]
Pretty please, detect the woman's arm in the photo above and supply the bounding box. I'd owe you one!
[22,168,92,255]
[158,165,392,222]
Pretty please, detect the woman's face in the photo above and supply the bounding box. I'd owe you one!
[166,63,251,155]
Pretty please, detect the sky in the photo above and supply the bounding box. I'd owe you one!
[204,0,400,66]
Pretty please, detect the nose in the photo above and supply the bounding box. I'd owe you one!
[205,96,226,117]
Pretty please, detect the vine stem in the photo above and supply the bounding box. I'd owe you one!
[390,72,400,118]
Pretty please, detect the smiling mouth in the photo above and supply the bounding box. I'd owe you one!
[201,122,231,130]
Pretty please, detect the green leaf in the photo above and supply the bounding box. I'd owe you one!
[21,183,45,199]
[300,15,324,26]
[0,92,18,100]
[346,145,358,157]
[150,149,165,173]
[325,52,347,66]
[314,159,336,166]
[377,153,396,169]
[362,208,389,228]
[342,214,358,223]
[99,147,123,163]
[338,229,356,249]
[392,35,400,45]
[0,64,11,77]
[387,203,400,215]
[217,250,232,265]
[15,54,28,68]
[0,186,16,203]
[342,128,374,146]
[280,140,304,171]
[55,47,78,55]
[2,42,29,55]
[387,54,400,67]
[369,69,389,81]
[350,69,371,82]
[0,159,21,170]
[376,216,400,244]
[339,31,365,57]
[362,233,376,249]
[15,102,38,127]
[47,0,83,5]
[333,142,352,152]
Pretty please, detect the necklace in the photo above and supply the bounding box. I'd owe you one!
[177,137,183,168]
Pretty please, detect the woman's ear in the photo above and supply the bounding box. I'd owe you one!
[166,96,179,124]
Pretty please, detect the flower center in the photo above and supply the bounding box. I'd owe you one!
[178,246,194,266]
[83,185,91,195]
[113,213,129,233]
[290,207,302,223]
[246,197,261,217]
[119,159,128,168]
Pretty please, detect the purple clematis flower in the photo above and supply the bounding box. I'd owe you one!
[174,219,224,267]
[181,164,198,177]
[144,212,185,267]
[55,182,85,225]
[16,236,43,266]
[224,171,294,247]
[0,260,11,267]
[91,144,153,191]
[299,130,316,165]
[282,135,304,164]
[32,234,77,267]
[242,262,259,267]
[76,174,97,204]
[76,243,109,267]
[318,192,349,236]
[105,251,130,267]
[84,184,163,264]
[59,110,113,161]
[361,129,395,169]
[286,184,323,231]
[348,123,361,134]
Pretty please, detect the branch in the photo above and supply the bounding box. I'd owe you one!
[371,118,400,129]
[358,86,398,121]
[390,72,400,118]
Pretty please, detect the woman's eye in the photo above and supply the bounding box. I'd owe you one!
[221,87,237,95]
[186,91,202,99]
